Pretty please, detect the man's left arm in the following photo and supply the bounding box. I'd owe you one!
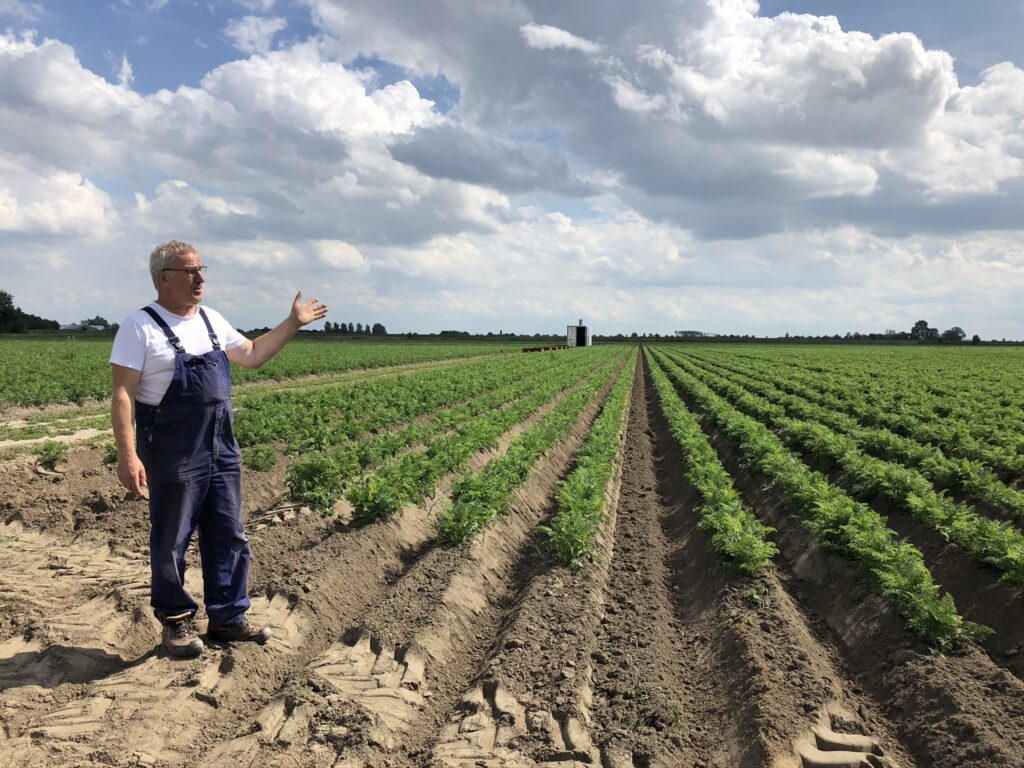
[227,292,328,369]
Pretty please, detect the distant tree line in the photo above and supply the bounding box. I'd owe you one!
[632,320,989,345]
[0,290,59,333]
[323,321,388,335]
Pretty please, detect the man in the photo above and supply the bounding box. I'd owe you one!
[110,240,327,658]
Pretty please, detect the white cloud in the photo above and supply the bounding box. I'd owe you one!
[884,61,1024,195]
[315,239,365,269]
[520,23,601,55]
[224,15,287,55]
[116,52,134,87]
[0,156,118,237]
[2,4,1024,337]
[0,0,42,21]
[237,0,276,11]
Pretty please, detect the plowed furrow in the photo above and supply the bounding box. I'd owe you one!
[586,353,713,767]
[429,359,636,767]
[659,352,1024,768]
[837,488,1024,679]
[578,353,916,767]
[0,374,601,768]
[191,368,620,766]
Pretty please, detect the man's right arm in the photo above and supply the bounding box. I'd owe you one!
[111,364,146,495]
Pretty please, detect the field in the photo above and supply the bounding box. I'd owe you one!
[1,341,1023,768]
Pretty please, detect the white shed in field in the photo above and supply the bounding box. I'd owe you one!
[567,318,592,348]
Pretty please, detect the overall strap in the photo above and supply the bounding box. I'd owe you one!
[141,306,185,354]
[198,308,221,350]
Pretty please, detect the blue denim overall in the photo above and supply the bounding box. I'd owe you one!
[135,307,251,626]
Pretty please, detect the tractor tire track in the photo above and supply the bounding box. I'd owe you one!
[194,358,626,768]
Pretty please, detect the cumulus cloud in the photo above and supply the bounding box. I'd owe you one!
[2,2,1024,337]
[224,15,288,55]
[520,23,601,54]
[0,0,42,21]
[389,123,594,195]
[0,155,118,237]
[307,0,1024,231]
[315,239,365,269]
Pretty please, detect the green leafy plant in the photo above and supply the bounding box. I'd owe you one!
[285,454,344,514]
[242,445,277,472]
[650,347,986,653]
[539,355,635,568]
[36,441,68,470]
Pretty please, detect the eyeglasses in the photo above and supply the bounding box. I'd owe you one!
[161,266,207,279]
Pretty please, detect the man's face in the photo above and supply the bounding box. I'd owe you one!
[159,250,205,307]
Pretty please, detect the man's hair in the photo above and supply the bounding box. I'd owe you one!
[149,240,198,289]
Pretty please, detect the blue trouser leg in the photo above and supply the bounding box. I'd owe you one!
[148,472,205,620]
[197,468,251,626]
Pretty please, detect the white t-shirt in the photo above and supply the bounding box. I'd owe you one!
[110,303,248,405]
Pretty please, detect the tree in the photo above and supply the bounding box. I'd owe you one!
[84,315,110,329]
[0,289,14,322]
[371,322,387,335]
[972,334,981,345]
[940,327,966,343]
[910,320,939,342]
[0,290,58,333]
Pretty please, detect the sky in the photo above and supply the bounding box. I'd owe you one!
[0,0,1022,338]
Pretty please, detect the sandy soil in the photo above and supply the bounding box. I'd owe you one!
[2,352,1023,767]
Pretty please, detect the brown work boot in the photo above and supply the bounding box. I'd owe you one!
[161,617,204,658]
[207,616,272,645]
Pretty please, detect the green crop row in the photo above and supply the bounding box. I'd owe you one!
[538,351,636,568]
[659,348,1024,584]
[646,352,777,575]
[0,337,519,409]
[673,350,1024,521]
[284,353,583,507]
[649,347,985,652]
[691,345,1024,433]
[436,352,632,545]
[234,350,560,451]
[339,350,626,521]
[684,346,1024,478]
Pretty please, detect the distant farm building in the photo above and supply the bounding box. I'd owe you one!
[567,319,592,348]
[675,330,715,338]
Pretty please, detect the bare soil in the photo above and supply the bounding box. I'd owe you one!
[2,354,1023,767]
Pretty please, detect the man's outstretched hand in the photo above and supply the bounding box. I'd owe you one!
[291,291,328,327]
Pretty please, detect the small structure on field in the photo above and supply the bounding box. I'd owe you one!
[567,319,592,348]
